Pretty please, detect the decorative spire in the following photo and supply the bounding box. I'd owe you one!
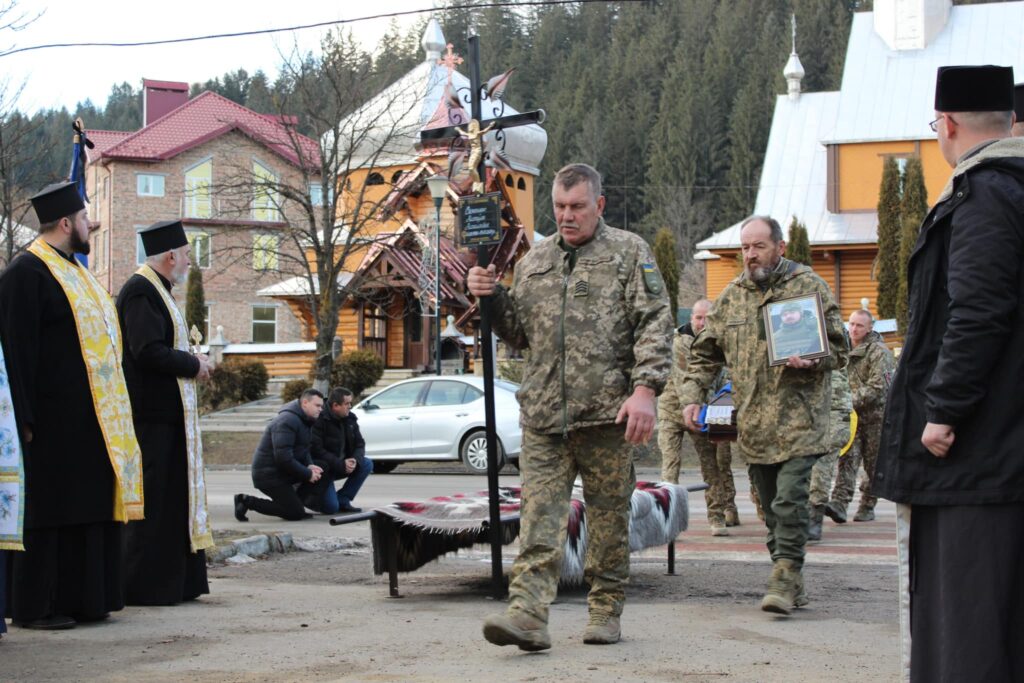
[784,14,805,101]
[422,17,446,62]
[439,43,464,86]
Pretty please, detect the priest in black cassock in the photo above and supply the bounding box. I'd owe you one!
[0,182,144,630]
[118,220,214,606]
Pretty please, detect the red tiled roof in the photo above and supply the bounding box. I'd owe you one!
[88,130,132,156]
[97,91,320,170]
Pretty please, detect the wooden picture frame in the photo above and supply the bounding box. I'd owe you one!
[763,292,830,366]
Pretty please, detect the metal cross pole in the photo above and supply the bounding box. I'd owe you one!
[419,35,544,599]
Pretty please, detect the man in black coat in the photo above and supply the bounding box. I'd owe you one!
[0,182,144,630]
[234,390,331,521]
[309,387,374,514]
[873,65,1024,682]
[117,220,214,606]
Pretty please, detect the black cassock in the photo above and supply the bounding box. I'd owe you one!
[0,245,124,623]
[117,271,207,606]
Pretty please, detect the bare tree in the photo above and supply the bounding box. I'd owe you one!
[216,29,429,392]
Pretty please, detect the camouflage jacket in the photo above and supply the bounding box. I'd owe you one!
[491,219,673,435]
[678,258,848,464]
[848,330,895,424]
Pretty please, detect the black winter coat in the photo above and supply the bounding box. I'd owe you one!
[310,410,366,480]
[116,271,201,424]
[874,138,1024,505]
[251,400,317,489]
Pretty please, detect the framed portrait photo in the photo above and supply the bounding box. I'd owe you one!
[763,292,830,366]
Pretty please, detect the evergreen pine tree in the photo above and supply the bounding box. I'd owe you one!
[787,216,813,265]
[875,157,902,319]
[897,157,927,332]
[653,228,680,317]
[185,265,207,341]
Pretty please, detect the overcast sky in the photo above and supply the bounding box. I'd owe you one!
[2,0,433,114]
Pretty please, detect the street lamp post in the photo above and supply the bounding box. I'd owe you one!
[425,175,449,377]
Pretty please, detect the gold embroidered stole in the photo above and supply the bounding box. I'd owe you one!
[136,265,214,552]
[0,340,25,550]
[28,239,144,521]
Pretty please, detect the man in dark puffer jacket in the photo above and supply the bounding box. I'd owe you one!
[308,387,373,514]
[234,389,331,521]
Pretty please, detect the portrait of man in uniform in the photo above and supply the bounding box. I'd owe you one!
[765,294,828,364]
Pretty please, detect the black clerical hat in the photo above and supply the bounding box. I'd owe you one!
[934,65,1014,112]
[139,220,188,257]
[1015,83,1024,122]
[30,181,85,224]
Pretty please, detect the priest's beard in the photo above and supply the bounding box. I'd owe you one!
[70,228,91,255]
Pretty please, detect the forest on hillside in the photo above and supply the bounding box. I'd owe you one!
[1,0,1007,266]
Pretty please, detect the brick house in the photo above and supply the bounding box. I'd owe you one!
[86,79,321,346]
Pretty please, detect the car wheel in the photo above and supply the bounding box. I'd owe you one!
[373,461,400,474]
[460,430,503,475]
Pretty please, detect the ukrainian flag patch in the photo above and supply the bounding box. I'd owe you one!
[641,263,663,294]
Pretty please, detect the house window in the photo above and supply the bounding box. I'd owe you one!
[517,177,526,191]
[391,170,403,185]
[187,230,211,268]
[252,159,280,221]
[309,183,323,206]
[252,305,277,343]
[505,174,514,187]
[137,174,165,197]
[366,172,385,186]
[184,159,213,218]
[253,234,279,271]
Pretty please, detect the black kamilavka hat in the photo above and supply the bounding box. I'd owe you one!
[934,65,1014,112]
[30,181,85,224]
[139,220,188,256]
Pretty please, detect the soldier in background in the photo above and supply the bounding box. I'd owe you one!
[827,310,894,523]
[807,367,853,541]
[657,298,737,535]
[680,215,847,616]
[468,163,673,650]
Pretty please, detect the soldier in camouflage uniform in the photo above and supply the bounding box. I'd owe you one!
[467,163,673,651]
[679,216,848,616]
[826,310,894,523]
[657,298,737,535]
[806,367,853,541]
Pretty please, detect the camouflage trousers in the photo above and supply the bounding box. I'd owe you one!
[747,455,817,570]
[832,421,882,512]
[691,431,736,524]
[657,415,687,484]
[809,449,841,508]
[508,424,636,623]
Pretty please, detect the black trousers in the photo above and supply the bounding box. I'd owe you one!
[910,502,1024,683]
[247,477,331,521]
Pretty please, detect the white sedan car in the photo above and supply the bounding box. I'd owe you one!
[352,375,522,474]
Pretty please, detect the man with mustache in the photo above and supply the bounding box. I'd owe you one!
[680,215,847,615]
[116,220,214,606]
[467,163,673,650]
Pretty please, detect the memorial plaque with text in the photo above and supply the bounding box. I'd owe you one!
[457,193,502,247]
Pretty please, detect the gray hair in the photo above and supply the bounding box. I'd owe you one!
[953,111,1014,134]
[553,163,602,201]
[740,215,784,244]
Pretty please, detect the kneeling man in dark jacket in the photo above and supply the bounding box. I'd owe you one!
[234,389,331,521]
[308,387,373,514]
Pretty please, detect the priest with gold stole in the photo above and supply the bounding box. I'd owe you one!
[0,181,144,630]
[117,220,214,606]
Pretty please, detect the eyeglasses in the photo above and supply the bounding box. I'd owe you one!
[929,114,956,133]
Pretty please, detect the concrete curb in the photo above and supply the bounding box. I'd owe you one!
[207,532,369,564]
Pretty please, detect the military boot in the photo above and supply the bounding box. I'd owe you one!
[823,499,847,524]
[760,559,802,615]
[807,505,824,542]
[582,612,621,645]
[793,571,809,608]
[709,515,730,537]
[483,610,551,651]
[853,505,875,522]
[725,508,741,527]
